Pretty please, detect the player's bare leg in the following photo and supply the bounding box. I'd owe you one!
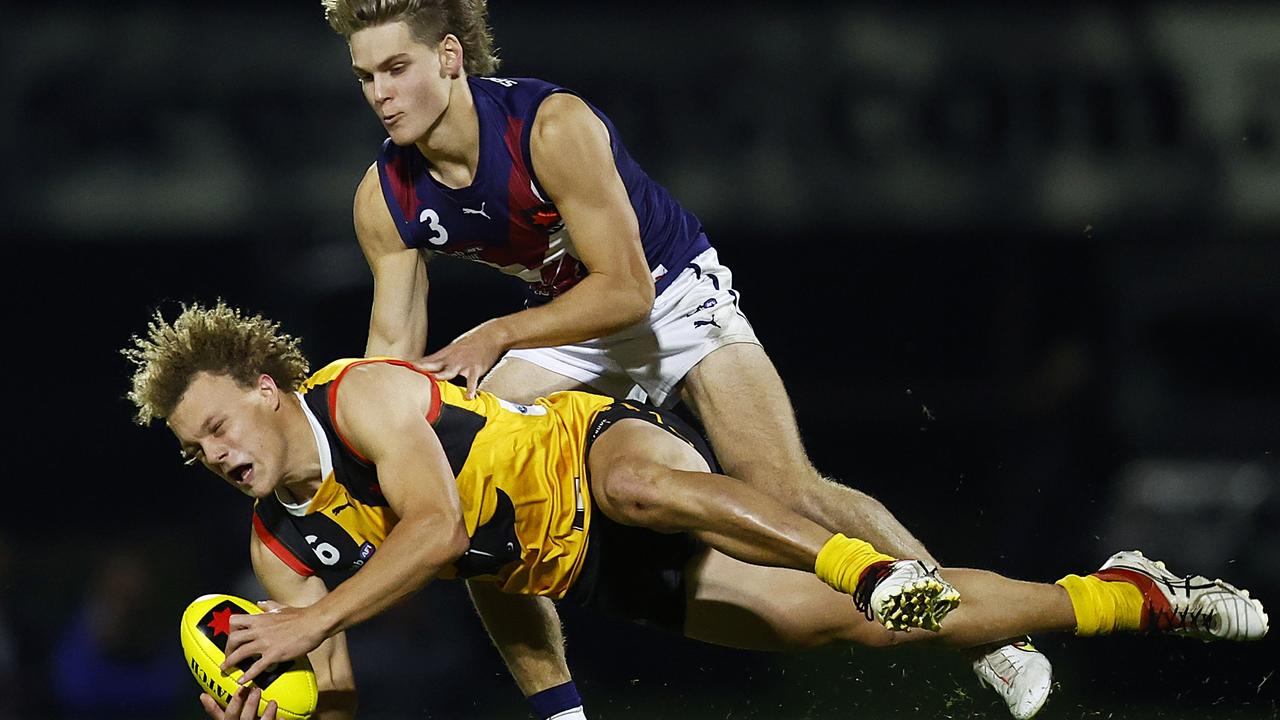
[481,353,962,627]
[484,352,1044,712]
[465,579,573,696]
[586,418,959,630]
[482,356,598,402]
[679,342,1052,715]
[683,550,1072,652]
[463,358,597,699]
[488,350,937,568]
[679,342,938,564]
[683,548,1268,651]
[588,419,828,566]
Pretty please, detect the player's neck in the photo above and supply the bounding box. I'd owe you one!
[278,394,324,500]
[415,76,480,189]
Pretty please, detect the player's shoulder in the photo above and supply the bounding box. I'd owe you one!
[302,358,367,392]
[535,91,592,120]
[469,74,563,97]
[329,360,435,414]
[530,92,605,155]
[471,75,580,115]
[358,160,379,187]
[355,161,382,203]
[335,358,420,389]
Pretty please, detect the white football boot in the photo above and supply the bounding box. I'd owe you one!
[1092,550,1269,641]
[854,559,962,632]
[972,640,1053,719]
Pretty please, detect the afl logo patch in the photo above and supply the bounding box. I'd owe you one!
[498,399,548,416]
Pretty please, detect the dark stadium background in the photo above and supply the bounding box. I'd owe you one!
[2,2,1277,718]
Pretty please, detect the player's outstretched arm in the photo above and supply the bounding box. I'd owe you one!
[467,580,587,718]
[311,361,470,627]
[224,363,469,686]
[420,93,655,396]
[256,533,359,720]
[205,533,358,720]
[356,162,429,360]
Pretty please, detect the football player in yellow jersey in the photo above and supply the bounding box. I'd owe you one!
[123,302,1268,720]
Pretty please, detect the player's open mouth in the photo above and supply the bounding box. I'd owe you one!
[383,113,402,127]
[231,463,254,485]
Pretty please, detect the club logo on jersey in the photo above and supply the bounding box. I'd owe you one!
[498,398,548,416]
[682,297,718,318]
[523,202,564,234]
[454,490,522,578]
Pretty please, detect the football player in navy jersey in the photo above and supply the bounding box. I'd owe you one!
[323,0,1047,717]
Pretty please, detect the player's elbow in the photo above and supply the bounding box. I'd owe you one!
[365,322,423,360]
[422,513,472,568]
[365,333,408,360]
[364,331,393,358]
[620,272,655,326]
[421,513,471,566]
[442,519,472,564]
[400,510,472,570]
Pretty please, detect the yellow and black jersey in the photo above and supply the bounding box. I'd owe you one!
[252,358,615,600]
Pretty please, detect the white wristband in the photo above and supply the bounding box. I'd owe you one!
[547,707,587,720]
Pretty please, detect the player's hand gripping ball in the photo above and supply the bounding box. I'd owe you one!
[180,594,318,719]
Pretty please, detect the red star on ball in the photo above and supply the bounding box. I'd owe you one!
[207,607,235,637]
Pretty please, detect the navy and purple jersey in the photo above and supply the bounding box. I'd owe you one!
[376,76,711,305]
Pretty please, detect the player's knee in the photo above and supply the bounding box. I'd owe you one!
[595,458,671,527]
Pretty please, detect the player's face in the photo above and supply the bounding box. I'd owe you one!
[167,372,286,499]
[349,21,454,146]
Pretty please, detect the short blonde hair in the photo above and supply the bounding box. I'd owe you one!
[321,0,501,76]
[122,301,309,425]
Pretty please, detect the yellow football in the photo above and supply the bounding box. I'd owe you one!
[179,593,318,720]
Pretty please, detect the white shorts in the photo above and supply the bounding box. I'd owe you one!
[505,247,761,406]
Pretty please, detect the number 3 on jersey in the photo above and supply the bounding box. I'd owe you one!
[418,208,449,246]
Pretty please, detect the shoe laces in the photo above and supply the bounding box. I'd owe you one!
[1150,580,1214,633]
[852,560,895,621]
[983,650,1019,686]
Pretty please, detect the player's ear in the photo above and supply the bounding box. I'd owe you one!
[439,33,464,79]
[257,373,281,408]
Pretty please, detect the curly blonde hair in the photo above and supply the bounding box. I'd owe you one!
[122,301,310,425]
[321,0,501,76]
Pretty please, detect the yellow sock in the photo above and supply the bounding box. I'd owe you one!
[1056,574,1145,636]
[815,534,897,595]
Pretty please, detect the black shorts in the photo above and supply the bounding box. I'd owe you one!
[561,401,720,634]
